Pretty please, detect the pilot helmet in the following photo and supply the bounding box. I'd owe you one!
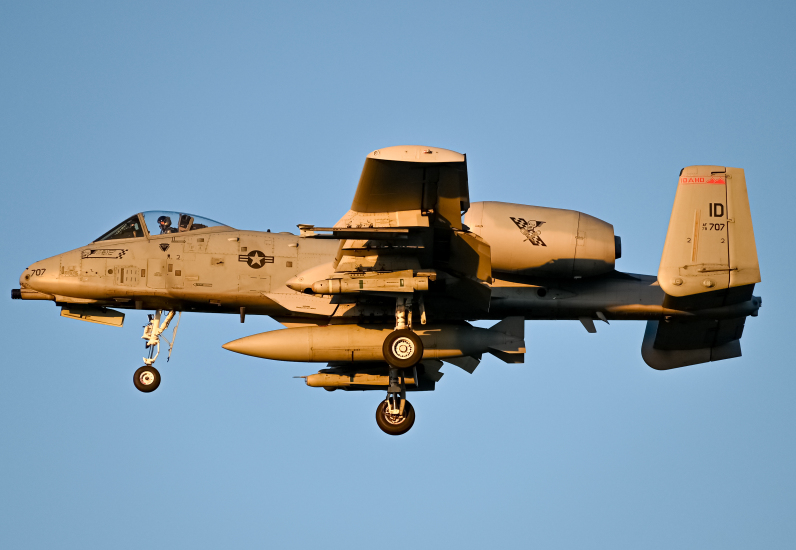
[157,215,172,231]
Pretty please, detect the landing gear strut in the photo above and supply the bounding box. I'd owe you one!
[134,309,181,393]
[375,367,416,435]
[376,297,422,435]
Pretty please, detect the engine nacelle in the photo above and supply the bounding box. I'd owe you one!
[465,201,619,278]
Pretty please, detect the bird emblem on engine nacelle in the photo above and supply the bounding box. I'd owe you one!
[509,217,547,246]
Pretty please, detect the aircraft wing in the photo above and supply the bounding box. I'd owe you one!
[299,145,492,311]
[340,145,470,229]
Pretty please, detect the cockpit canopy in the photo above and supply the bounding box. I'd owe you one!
[95,211,229,242]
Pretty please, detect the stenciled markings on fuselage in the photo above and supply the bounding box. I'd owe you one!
[509,217,547,246]
[81,249,128,259]
[239,250,274,269]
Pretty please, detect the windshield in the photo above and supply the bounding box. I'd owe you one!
[142,211,228,235]
[95,215,145,242]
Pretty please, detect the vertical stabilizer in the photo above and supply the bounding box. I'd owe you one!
[658,166,760,298]
[644,166,762,370]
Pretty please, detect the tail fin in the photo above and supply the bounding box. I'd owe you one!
[644,166,762,370]
[658,166,760,298]
[487,316,525,364]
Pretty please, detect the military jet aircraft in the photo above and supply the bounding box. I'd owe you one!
[13,145,762,435]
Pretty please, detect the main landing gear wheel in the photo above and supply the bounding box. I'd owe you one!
[375,399,415,436]
[382,329,424,368]
[133,365,161,393]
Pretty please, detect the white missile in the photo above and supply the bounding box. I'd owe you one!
[222,318,526,364]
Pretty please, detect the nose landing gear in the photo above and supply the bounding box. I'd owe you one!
[134,309,181,393]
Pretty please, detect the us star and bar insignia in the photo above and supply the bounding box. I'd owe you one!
[239,250,274,269]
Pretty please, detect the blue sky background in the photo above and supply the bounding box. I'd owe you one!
[2,1,795,548]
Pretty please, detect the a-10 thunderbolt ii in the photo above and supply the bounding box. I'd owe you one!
[13,145,762,435]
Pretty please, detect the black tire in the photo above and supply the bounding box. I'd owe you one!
[133,365,161,393]
[375,399,415,436]
[382,329,424,368]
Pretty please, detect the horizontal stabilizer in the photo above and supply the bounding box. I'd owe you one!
[641,319,744,370]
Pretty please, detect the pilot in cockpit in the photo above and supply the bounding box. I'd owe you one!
[157,215,178,234]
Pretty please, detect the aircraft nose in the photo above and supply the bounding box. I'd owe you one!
[21,258,61,294]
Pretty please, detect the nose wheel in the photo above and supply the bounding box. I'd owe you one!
[133,365,161,393]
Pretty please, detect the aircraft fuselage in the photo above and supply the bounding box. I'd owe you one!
[19,225,684,323]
